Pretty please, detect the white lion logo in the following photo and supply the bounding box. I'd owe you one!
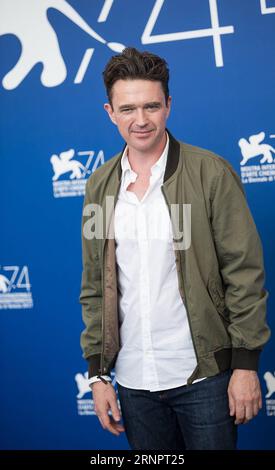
[51,148,89,180]
[0,0,125,90]
[0,274,10,293]
[263,371,275,399]
[75,371,116,399]
[75,372,91,399]
[238,131,275,166]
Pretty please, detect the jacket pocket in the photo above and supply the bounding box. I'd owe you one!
[207,277,228,320]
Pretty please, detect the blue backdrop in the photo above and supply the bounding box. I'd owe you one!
[1,0,274,450]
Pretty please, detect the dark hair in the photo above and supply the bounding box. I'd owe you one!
[103,47,170,106]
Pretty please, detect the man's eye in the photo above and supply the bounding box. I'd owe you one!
[121,108,133,113]
[146,105,160,110]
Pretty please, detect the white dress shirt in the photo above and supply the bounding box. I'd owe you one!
[112,135,199,392]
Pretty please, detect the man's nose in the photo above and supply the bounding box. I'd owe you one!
[135,109,148,127]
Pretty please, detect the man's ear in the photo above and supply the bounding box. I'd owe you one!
[166,96,172,119]
[104,103,117,125]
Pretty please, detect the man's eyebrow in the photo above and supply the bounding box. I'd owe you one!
[118,104,135,110]
[144,101,161,106]
[118,101,162,111]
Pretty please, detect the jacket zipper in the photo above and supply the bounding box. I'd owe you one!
[161,185,199,385]
[100,246,106,375]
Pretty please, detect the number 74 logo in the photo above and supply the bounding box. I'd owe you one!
[0,266,31,293]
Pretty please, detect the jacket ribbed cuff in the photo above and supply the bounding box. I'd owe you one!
[87,354,102,378]
[231,348,261,371]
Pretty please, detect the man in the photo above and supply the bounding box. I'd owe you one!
[80,47,270,450]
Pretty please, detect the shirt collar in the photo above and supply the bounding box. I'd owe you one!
[120,132,169,180]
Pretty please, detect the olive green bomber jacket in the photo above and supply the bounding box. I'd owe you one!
[80,131,270,384]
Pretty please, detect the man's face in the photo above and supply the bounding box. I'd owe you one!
[104,79,171,155]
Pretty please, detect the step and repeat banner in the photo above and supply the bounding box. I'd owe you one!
[1,0,274,450]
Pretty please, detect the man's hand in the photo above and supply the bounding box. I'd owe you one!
[91,381,125,436]
[228,369,262,425]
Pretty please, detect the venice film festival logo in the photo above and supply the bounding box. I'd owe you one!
[263,371,275,416]
[50,148,104,198]
[75,371,120,416]
[1,0,275,90]
[2,0,261,91]
[0,266,33,309]
[239,131,275,184]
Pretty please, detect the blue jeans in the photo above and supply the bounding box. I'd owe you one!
[117,370,237,450]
